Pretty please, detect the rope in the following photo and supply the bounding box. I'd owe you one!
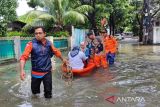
[61,63,73,86]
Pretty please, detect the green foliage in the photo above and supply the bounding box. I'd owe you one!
[6,31,69,37]
[7,31,33,37]
[107,0,133,33]
[19,0,93,31]
[42,0,93,25]
[27,0,43,9]
[0,0,17,36]
[18,10,55,25]
[19,0,158,39]
[128,0,143,37]
[52,31,69,37]
[0,27,7,37]
[18,10,55,31]
[94,2,112,29]
[63,11,87,25]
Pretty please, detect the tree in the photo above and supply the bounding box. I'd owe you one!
[105,0,133,35]
[27,0,43,9]
[70,0,112,36]
[43,0,93,25]
[129,0,160,42]
[18,10,55,31]
[150,0,160,18]
[128,0,143,41]
[142,0,160,44]
[78,0,131,36]
[20,0,93,32]
[0,0,17,36]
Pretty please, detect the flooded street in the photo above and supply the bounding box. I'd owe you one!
[0,38,160,107]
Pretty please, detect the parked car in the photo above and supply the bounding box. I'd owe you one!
[114,34,124,40]
[124,32,133,37]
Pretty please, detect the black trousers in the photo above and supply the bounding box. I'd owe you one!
[31,71,52,98]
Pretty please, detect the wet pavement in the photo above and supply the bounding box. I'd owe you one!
[0,37,160,107]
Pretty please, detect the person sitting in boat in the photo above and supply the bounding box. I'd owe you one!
[80,41,93,67]
[85,32,96,59]
[94,38,108,68]
[68,46,88,70]
[80,41,90,58]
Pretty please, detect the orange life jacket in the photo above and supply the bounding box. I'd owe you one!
[103,36,118,54]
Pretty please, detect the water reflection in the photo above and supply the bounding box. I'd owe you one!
[0,39,160,106]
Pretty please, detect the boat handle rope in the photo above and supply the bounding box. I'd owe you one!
[61,63,73,86]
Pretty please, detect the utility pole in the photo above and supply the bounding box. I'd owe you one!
[143,0,152,44]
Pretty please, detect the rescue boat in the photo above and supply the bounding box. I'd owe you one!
[61,60,96,76]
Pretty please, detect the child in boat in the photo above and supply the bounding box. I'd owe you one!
[68,46,88,70]
[94,38,108,68]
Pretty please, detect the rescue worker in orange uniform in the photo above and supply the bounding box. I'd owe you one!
[100,30,118,65]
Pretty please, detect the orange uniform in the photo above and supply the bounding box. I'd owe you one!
[20,40,62,61]
[93,41,108,68]
[103,36,118,54]
[94,53,108,68]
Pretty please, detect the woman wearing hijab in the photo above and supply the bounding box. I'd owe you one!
[68,46,88,69]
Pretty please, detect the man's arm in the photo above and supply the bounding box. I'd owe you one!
[20,42,32,80]
[20,60,26,80]
[50,43,67,63]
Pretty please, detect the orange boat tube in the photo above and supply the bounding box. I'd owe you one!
[61,62,96,76]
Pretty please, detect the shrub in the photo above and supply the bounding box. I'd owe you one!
[7,31,33,37]
[7,31,69,37]
[52,31,69,37]
[47,33,54,36]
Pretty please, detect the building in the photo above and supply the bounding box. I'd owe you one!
[153,17,160,44]
[8,21,26,31]
[143,0,160,44]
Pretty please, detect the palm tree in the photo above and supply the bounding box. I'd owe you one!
[19,0,93,31]
[18,10,55,31]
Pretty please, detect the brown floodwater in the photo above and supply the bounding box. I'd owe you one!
[0,38,160,107]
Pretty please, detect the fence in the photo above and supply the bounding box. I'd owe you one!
[71,27,88,48]
[53,38,68,49]
[0,36,69,62]
[0,40,15,61]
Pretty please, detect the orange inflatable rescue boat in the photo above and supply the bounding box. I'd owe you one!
[61,60,96,76]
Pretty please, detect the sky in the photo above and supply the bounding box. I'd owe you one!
[16,0,33,16]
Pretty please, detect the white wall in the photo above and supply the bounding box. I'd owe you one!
[153,27,160,44]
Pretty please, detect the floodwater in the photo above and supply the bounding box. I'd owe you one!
[0,38,160,107]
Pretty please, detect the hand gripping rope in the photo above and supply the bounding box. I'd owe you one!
[61,63,73,86]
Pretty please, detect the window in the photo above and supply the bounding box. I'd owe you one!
[155,21,160,26]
